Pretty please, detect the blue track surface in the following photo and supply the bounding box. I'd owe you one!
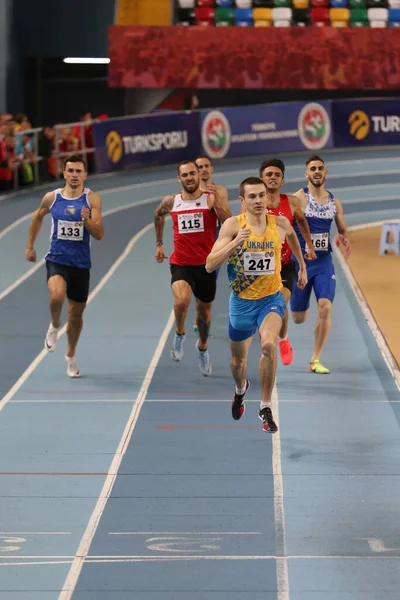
[0,147,399,599]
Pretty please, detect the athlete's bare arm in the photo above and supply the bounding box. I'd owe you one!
[83,191,104,240]
[206,217,248,273]
[275,215,307,289]
[334,197,351,260]
[292,188,307,210]
[154,194,174,262]
[207,183,231,223]
[288,194,317,261]
[25,191,55,262]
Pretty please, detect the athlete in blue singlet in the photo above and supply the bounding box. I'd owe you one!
[25,155,104,377]
[290,155,351,375]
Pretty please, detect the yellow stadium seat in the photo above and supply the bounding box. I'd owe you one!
[293,0,310,9]
[329,7,350,19]
[253,7,273,20]
[254,19,272,25]
[332,19,348,24]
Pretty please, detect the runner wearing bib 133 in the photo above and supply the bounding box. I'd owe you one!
[290,155,351,375]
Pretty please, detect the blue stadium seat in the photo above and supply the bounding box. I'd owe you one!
[234,7,253,23]
[216,0,233,6]
[331,0,348,7]
[388,6,400,17]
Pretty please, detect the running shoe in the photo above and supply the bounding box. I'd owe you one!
[258,407,278,433]
[309,359,330,374]
[195,341,212,377]
[278,337,293,366]
[171,333,186,361]
[44,322,60,352]
[65,355,80,378]
[231,379,250,420]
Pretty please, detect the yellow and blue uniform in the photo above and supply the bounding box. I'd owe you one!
[227,213,286,342]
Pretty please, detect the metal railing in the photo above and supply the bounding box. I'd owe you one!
[2,120,95,192]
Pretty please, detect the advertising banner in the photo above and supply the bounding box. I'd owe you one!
[200,101,333,160]
[93,112,201,173]
[333,99,400,147]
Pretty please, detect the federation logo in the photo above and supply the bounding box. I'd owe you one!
[201,111,231,159]
[105,130,123,164]
[348,110,370,140]
[298,103,331,150]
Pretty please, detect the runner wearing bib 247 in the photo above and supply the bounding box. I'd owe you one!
[25,155,104,378]
[154,160,231,377]
[206,177,307,433]
[290,155,351,375]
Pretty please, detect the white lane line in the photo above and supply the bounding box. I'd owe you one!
[333,220,400,392]
[11,399,133,403]
[271,383,290,600]
[58,310,175,600]
[108,531,261,535]
[0,532,71,535]
[0,223,154,412]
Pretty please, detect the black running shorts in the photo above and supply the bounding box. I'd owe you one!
[170,264,216,303]
[46,260,90,303]
[280,261,296,293]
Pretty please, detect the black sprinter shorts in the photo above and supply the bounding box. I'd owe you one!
[170,264,216,303]
[281,261,296,293]
[46,260,90,303]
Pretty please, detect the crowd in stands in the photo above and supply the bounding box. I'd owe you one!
[0,112,107,193]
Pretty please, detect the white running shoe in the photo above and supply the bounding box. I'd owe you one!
[171,333,186,361]
[196,341,212,377]
[65,355,80,378]
[45,323,60,352]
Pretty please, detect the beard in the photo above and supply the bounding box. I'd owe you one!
[182,180,199,193]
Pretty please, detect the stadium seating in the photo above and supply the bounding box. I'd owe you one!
[175,0,394,25]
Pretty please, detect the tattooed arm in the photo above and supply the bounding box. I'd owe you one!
[154,194,174,263]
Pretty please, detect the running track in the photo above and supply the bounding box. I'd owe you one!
[0,147,399,600]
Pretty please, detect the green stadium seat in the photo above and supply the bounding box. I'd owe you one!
[350,0,367,7]
[215,6,234,24]
[274,0,291,7]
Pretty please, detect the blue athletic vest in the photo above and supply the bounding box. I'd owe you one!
[293,186,337,257]
[45,188,91,269]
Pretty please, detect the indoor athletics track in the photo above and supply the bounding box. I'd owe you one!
[0,147,399,600]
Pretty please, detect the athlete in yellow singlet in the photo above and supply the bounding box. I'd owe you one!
[206,177,307,433]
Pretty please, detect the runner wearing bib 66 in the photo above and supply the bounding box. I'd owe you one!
[259,158,317,366]
[291,155,351,375]
[25,155,104,378]
[154,160,231,377]
[206,177,307,433]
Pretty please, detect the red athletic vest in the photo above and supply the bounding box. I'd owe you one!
[265,194,293,264]
[170,192,218,266]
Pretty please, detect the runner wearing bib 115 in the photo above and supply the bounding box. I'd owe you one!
[154,160,231,377]
[290,155,351,375]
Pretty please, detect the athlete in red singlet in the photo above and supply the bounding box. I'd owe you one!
[261,159,316,365]
[154,159,231,377]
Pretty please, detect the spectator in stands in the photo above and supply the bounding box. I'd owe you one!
[0,133,19,191]
[38,126,56,181]
[184,93,200,111]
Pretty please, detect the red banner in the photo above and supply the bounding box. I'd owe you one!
[108,26,400,90]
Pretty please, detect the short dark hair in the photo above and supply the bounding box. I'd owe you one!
[63,155,87,171]
[177,160,199,174]
[195,155,211,164]
[306,155,325,166]
[259,158,285,177]
[239,176,267,198]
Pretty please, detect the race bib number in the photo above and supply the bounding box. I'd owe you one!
[178,212,204,234]
[244,251,275,276]
[307,232,329,251]
[57,220,84,241]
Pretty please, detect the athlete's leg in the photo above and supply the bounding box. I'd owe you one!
[172,280,192,335]
[258,312,282,408]
[279,286,291,338]
[311,298,332,363]
[230,335,253,393]
[195,299,212,350]
[66,299,86,358]
[47,275,66,328]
